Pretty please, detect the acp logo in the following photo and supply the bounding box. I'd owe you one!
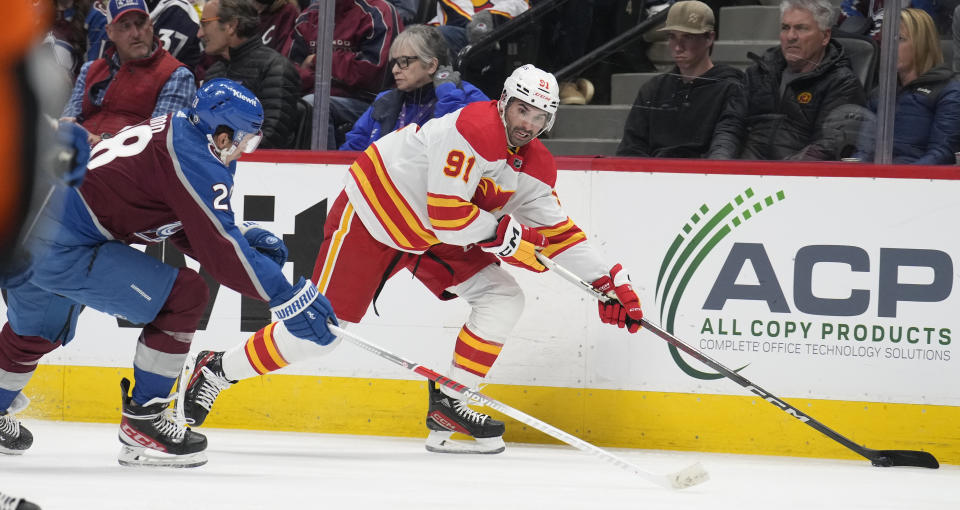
[655,187,786,379]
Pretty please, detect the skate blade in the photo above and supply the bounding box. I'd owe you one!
[425,430,505,454]
[118,445,207,468]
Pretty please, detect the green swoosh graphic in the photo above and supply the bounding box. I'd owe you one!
[658,188,786,380]
[658,203,734,321]
[656,204,709,298]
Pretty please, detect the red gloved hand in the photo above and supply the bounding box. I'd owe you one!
[478,215,548,272]
[591,263,643,333]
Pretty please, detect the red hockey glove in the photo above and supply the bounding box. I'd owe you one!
[478,215,548,272]
[591,264,643,333]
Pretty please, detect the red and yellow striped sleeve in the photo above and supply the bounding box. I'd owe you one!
[427,192,480,231]
[537,217,587,258]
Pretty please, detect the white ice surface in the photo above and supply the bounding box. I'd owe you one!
[1,420,957,510]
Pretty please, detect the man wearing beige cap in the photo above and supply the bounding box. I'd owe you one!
[617,0,746,158]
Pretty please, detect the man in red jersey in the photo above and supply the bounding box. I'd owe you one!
[184,64,643,454]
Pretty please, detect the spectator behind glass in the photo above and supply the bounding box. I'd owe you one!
[853,9,960,164]
[836,0,937,40]
[253,0,299,52]
[85,1,109,61]
[341,24,489,151]
[149,0,203,72]
[62,0,196,145]
[387,0,418,24]
[426,0,529,55]
[287,0,402,149]
[87,0,202,70]
[616,1,746,159]
[738,0,866,160]
[200,0,301,149]
[49,0,90,79]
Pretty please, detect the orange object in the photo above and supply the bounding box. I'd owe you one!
[0,0,51,258]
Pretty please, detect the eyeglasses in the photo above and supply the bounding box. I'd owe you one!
[199,16,221,26]
[389,55,420,70]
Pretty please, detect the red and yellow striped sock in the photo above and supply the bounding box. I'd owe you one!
[451,325,503,378]
[243,322,290,375]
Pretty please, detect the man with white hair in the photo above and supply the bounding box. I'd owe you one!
[181,64,645,455]
[738,0,866,160]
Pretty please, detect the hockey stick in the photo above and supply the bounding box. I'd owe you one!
[535,253,940,469]
[328,324,709,489]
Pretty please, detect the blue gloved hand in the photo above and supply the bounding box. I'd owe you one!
[269,277,338,345]
[240,222,288,267]
[57,121,91,187]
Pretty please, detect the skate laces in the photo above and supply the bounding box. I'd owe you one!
[0,413,21,438]
[0,493,24,510]
[195,365,232,411]
[452,399,489,425]
[153,409,187,443]
[123,394,187,443]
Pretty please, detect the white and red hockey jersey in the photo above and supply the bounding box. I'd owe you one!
[343,100,610,281]
[428,0,529,26]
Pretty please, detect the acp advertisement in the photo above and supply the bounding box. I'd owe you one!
[6,155,957,409]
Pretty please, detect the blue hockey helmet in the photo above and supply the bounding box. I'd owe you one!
[190,78,264,161]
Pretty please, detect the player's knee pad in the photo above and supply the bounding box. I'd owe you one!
[153,268,209,333]
[0,323,61,373]
[455,266,524,340]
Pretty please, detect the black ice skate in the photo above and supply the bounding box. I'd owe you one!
[0,409,33,455]
[425,381,505,454]
[0,491,41,510]
[181,350,235,426]
[117,378,207,468]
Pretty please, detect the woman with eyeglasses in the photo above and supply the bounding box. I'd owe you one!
[340,24,488,151]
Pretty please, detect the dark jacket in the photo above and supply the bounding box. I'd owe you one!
[739,39,867,160]
[341,80,489,151]
[857,65,960,164]
[616,64,746,159]
[206,36,301,149]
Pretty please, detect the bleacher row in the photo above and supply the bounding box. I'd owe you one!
[542,4,955,157]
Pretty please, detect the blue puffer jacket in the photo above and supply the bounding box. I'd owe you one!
[340,80,489,151]
[865,65,960,165]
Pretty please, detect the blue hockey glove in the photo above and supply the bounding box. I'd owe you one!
[269,277,338,345]
[240,222,288,267]
[57,121,90,187]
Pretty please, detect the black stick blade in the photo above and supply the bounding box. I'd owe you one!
[868,449,939,469]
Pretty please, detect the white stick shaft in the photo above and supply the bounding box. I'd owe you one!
[328,324,706,489]
[536,252,611,302]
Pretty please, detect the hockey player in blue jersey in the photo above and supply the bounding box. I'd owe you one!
[0,79,338,468]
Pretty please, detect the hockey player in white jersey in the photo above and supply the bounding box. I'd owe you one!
[182,64,644,454]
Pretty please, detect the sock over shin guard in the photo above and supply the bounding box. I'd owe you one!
[0,324,60,411]
[221,320,343,381]
[132,268,208,404]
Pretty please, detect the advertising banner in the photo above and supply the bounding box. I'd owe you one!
[9,156,957,408]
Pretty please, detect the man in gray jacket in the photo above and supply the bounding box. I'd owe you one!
[617,1,746,159]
